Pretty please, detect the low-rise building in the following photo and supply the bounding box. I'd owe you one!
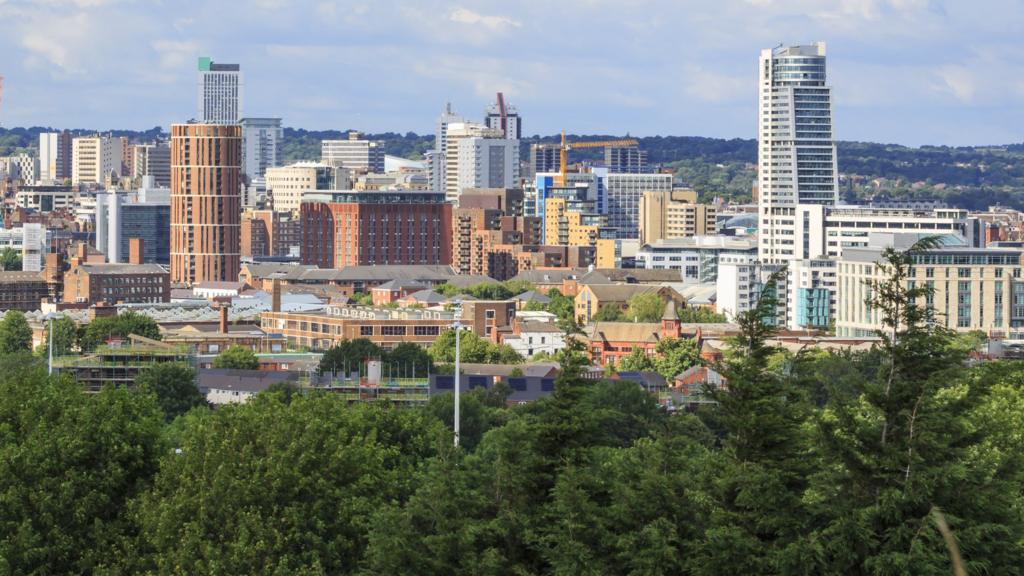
[635,236,758,282]
[0,270,49,311]
[63,262,170,305]
[639,188,717,244]
[574,284,684,325]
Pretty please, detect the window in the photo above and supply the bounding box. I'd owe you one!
[958,268,971,278]
[360,326,374,336]
[413,326,440,336]
[381,326,407,336]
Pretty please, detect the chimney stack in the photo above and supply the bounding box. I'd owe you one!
[219,304,229,334]
[271,278,281,313]
[128,238,144,265]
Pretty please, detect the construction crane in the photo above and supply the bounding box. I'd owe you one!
[495,92,508,138]
[556,131,639,185]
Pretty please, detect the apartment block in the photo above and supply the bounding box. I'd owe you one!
[265,162,339,213]
[63,262,170,305]
[72,136,122,185]
[321,132,384,173]
[241,210,302,259]
[639,188,717,244]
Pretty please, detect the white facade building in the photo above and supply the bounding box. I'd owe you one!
[758,42,838,264]
[72,136,121,185]
[444,122,519,203]
[0,226,48,272]
[39,133,59,182]
[716,253,760,321]
[321,133,384,173]
[635,236,758,283]
[0,154,39,183]
[197,57,242,125]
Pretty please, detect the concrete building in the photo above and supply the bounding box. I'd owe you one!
[130,142,171,187]
[300,191,452,268]
[321,132,384,173]
[443,122,518,203]
[484,94,522,140]
[638,188,717,244]
[170,123,242,285]
[197,57,242,125]
[38,131,72,182]
[606,172,673,240]
[0,154,39,183]
[529,145,560,176]
[240,117,282,182]
[72,135,121,185]
[15,185,75,212]
[787,257,836,331]
[428,102,466,193]
[837,236,1024,337]
[265,162,340,213]
[95,179,171,264]
[635,236,758,282]
[0,226,48,272]
[716,253,760,321]
[605,145,647,173]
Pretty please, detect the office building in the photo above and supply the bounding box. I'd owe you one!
[63,259,170,305]
[39,130,72,182]
[716,253,760,321]
[241,117,282,181]
[837,236,1024,337]
[197,57,242,124]
[787,257,836,330]
[265,162,340,213]
[300,191,452,268]
[428,102,466,194]
[606,172,673,239]
[529,145,560,176]
[635,236,758,282]
[458,187,525,216]
[0,271,49,311]
[605,145,647,173]
[72,135,121,185]
[639,188,717,244]
[95,179,171,264]
[484,93,522,140]
[321,132,384,173]
[443,122,518,203]
[0,154,38,183]
[452,206,542,279]
[130,142,171,187]
[758,42,838,264]
[170,123,242,285]
[14,185,74,212]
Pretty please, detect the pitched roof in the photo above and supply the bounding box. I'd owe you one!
[662,300,677,320]
[583,284,664,303]
[373,279,427,291]
[0,270,45,283]
[510,269,588,284]
[75,263,167,275]
[403,289,448,304]
[585,321,664,344]
[511,290,551,304]
[596,268,685,283]
[445,274,496,288]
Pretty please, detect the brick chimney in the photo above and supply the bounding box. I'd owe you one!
[219,304,229,334]
[128,238,144,265]
[271,278,281,313]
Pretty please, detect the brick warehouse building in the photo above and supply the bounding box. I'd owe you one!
[300,191,452,268]
[170,123,242,285]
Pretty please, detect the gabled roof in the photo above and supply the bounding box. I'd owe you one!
[585,321,664,344]
[403,289,449,304]
[582,284,665,303]
[662,300,677,320]
[75,263,167,275]
[596,268,684,283]
[373,279,427,291]
[445,274,496,288]
[511,290,551,304]
[510,269,588,284]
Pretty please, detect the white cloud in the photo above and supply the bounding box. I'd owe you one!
[448,7,521,30]
[683,66,750,103]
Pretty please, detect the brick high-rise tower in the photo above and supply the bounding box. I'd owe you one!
[170,123,242,285]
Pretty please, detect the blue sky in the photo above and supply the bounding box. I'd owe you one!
[0,0,1022,146]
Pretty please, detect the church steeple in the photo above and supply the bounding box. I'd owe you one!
[661,300,680,338]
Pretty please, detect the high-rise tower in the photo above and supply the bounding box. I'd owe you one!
[484,93,522,140]
[197,57,242,124]
[757,42,837,264]
[170,123,242,284]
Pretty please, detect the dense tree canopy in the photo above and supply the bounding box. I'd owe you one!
[78,311,161,351]
[0,247,22,271]
[428,328,523,365]
[0,311,32,354]
[136,362,206,421]
[1,242,1024,574]
[212,345,259,370]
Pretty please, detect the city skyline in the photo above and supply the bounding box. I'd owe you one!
[0,0,1021,146]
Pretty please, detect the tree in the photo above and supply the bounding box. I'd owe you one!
[625,293,666,323]
[136,362,206,421]
[591,304,625,322]
[383,341,434,377]
[318,338,384,375]
[618,347,656,372]
[212,345,259,370]
[807,237,1024,573]
[0,310,32,354]
[654,337,700,381]
[0,357,164,574]
[428,328,523,365]
[677,307,727,323]
[79,311,161,351]
[37,315,78,356]
[0,246,21,271]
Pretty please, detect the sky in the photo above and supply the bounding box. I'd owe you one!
[0,0,1022,146]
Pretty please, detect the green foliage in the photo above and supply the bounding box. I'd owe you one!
[351,292,374,306]
[591,303,625,322]
[0,310,32,354]
[677,306,728,323]
[212,345,260,370]
[0,359,164,574]
[618,347,656,372]
[0,247,22,271]
[79,311,161,351]
[38,315,78,356]
[654,337,701,381]
[432,280,536,301]
[383,341,435,377]
[136,362,206,421]
[428,328,523,364]
[626,293,667,323]
[318,338,384,375]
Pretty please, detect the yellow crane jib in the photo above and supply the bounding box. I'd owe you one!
[555,132,640,185]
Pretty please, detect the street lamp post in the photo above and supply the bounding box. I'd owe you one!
[453,299,463,448]
[43,312,58,376]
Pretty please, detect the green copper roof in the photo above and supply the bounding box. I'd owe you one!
[197,56,211,71]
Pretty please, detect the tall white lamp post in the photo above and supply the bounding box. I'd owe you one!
[453,299,463,448]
